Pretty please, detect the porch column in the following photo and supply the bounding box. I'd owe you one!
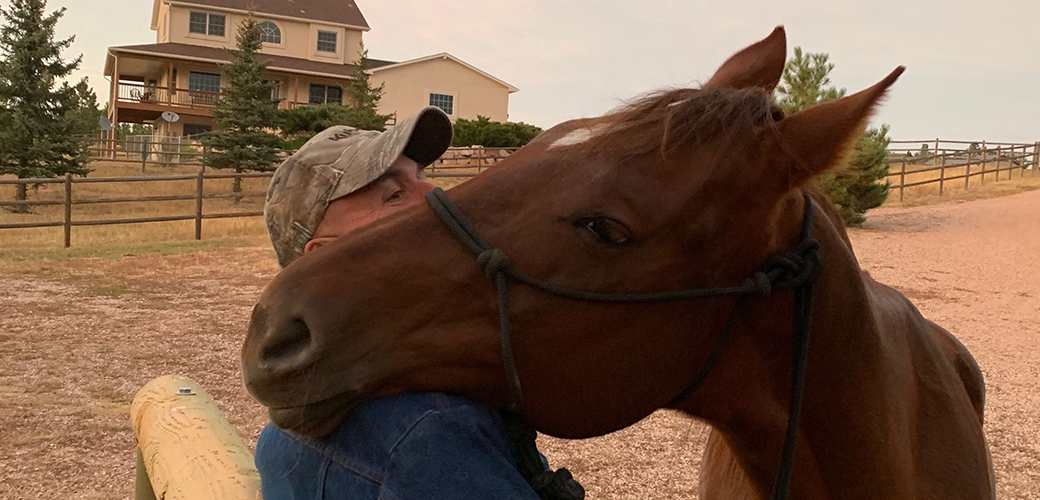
[292,76,299,108]
[167,61,175,104]
[109,54,120,159]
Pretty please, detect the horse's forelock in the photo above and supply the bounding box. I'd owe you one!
[586,87,777,161]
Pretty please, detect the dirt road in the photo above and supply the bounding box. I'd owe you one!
[1,189,1038,499]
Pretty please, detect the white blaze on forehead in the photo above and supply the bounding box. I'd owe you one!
[549,124,608,149]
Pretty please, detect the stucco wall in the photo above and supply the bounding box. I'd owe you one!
[165,5,362,64]
[372,57,511,123]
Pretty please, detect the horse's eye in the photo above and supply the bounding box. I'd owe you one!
[577,217,631,245]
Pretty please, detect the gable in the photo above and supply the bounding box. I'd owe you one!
[370,53,518,93]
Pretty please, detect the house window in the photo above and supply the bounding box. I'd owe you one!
[429,93,454,115]
[189,72,221,93]
[266,80,280,101]
[309,84,342,105]
[259,21,281,44]
[316,30,337,53]
[189,11,225,37]
[183,124,212,137]
[189,12,207,34]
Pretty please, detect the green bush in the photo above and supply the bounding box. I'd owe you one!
[452,116,542,148]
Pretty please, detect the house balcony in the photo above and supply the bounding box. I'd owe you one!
[113,82,396,128]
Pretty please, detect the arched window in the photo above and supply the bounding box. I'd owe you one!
[258,21,281,44]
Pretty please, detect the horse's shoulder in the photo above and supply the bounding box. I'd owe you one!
[863,275,986,424]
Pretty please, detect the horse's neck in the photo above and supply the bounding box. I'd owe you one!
[679,194,915,498]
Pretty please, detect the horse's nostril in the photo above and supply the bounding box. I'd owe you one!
[260,317,313,364]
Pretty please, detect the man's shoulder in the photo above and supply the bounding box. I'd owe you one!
[322,392,507,463]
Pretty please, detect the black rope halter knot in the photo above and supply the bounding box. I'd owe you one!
[424,187,823,500]
[477,248,512,278]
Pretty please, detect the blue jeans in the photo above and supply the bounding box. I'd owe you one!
[255,392,541,500]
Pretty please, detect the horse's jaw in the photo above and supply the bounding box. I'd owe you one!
[667,201,887,499]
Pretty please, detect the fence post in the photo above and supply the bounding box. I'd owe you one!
[939,152,946,195]
[63,173,72,248]
[141,137,150,173]
[964,150,971,190]
[980,140,987,185]
[477,147,484,173]
[195,169,204,240]
[1018,145,1025,178]
[1027,141,1035,176]
[899,159,906,202]
[996,145,1003,181]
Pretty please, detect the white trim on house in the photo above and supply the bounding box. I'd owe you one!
[106,48,359,81]
[164,0,372,32]
[369,52,519,93]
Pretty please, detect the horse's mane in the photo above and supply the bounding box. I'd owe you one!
[591,86,778,160]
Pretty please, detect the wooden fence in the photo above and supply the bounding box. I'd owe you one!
[0,145,517,248]
[5,137,1038,248]
[885,139,1039,201]
[0,171,268,248]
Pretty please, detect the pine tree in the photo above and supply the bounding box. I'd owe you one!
[776,47,890,225]
[202,16,284,195]
[341,42,393,131]
[68,79,104,137]
[0,0,91,211]
[776,47,846,115]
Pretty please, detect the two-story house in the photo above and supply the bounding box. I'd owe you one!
[103,0,518,139]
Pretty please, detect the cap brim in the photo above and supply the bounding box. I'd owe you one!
[327,107,453,201]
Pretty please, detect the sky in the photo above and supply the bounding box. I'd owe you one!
[5,0,1040,142]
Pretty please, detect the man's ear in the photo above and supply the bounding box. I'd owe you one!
[304,238,330,255]
[773,66,905,187]
[705,26,787,92]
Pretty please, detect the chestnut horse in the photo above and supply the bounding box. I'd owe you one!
[244,27,994,499]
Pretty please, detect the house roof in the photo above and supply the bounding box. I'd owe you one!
[369,52,519,93]
[165,0,370,30]
[107,42,396,80]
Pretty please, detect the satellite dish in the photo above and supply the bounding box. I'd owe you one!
[161,111,180,123]
[99,116,113,131]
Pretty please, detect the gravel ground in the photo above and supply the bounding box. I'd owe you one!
[1,189,1038,499]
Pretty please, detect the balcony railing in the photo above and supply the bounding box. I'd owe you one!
[117,83,220,109]
[115,83,396,127]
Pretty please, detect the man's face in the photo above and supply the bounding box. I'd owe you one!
[303,156,434,254]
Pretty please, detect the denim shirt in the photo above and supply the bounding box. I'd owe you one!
[255,392,542,500]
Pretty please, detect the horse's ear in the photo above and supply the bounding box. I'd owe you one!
[705,26,787,92]
[773,66,905,186]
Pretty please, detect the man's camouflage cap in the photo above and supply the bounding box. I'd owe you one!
[264,106,453,267]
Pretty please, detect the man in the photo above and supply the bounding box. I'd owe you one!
[251,107,582,500]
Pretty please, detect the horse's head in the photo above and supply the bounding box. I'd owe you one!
[244,27,903,438]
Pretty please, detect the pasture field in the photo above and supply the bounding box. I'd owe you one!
[1,176,1040,499]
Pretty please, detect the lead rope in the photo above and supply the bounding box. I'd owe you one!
[425,188,821,500]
